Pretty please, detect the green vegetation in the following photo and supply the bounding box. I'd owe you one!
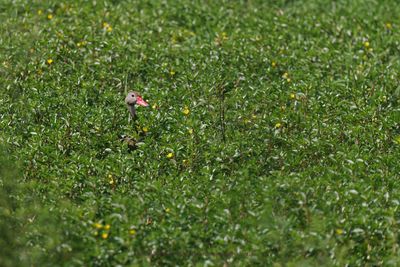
[1,0,400,265]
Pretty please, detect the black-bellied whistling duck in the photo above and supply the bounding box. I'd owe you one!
[122,91,149,150]
[125,91,149,120]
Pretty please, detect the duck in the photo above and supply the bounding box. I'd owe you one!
[125,91,149,120]
[122,91,149,150]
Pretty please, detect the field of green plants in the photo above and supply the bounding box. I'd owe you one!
[1,0,400,266]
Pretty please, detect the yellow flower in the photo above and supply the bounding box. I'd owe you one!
[93,223,102,229]
[275,122,282,129]
[77,41,87,47]
[170,69,176,76]
[129,229,136,235]
[336,229,344,235]
[221,32,228,40]
[282,72,289,79]
[166,152,174,159]
[188,128,193,134]
[104,224,111,230]
[142,127,149,133]
[152,103,158,109]
[103,22,112,32]
[165,208,171,213]
[386,22,392,30]
[47,59,53,65]
[183,106,190,115]
[394,135,400,144]
[47,14,53,20]
[37,10,43,15]
[286,78,291,83]
[108,174,114,185]
[251,114,257,119]
[364,41,370,48]
[101,233,108,239]
[290,93,296,99]
[271,61,277,68]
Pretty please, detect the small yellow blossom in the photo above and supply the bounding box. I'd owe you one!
[364,41,370,48]
[152,103,158,109]
[368,48,373,53]
[47,59,53,65]
[47,14,53,20]
[252,114,257,119]
[166,152,174,159]
[104,224,111,230]
[165,208,171,213]
[142,127,149,133]
[336,229,344,235]
[93,223,102,229]
[129,229,136,235]
[170,69,176,76]
[221,32,228,41]
[386,22,392,30]
[290,93,296,99]
[108,174,114,185]
[286,78,291,83]
[275,122,282,129]
[101,233,108,239]
[188,128,193,134]
[37,10,43,15]
[282,72,289,79]
[394,135,400,144]
[271,61,277,68]
[103,22,112,32]
[77,41,87,47]
[183,106,190,115]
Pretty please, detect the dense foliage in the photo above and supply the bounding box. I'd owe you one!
[1,0,400,265]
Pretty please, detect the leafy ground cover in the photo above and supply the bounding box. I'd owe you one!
[1,0,400,266]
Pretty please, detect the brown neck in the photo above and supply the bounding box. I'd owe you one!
[128,104,136,119]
